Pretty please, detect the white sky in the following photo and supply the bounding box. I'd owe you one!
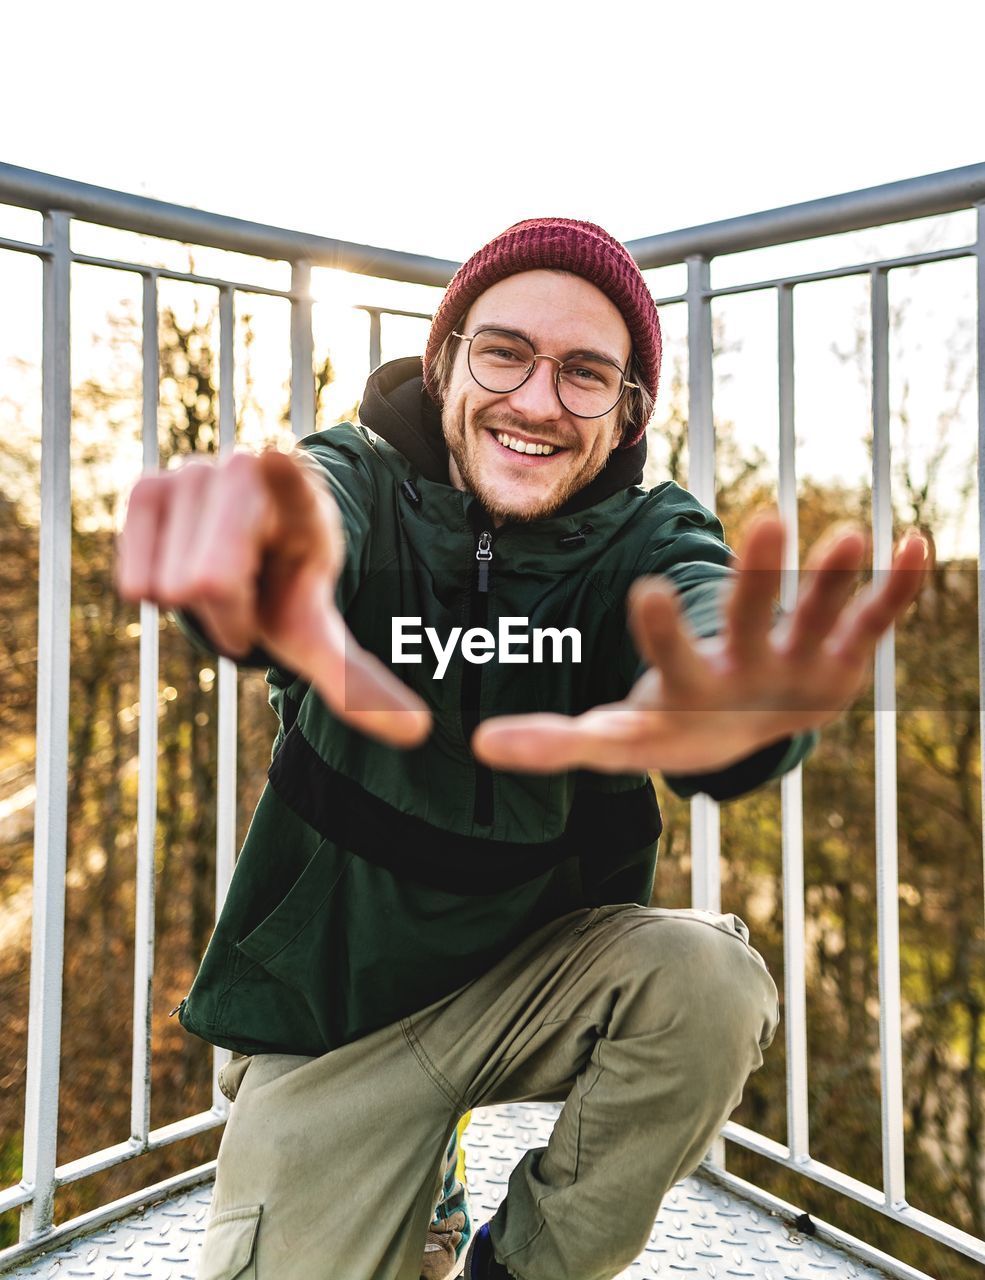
[2,0,982,257]
[1,0,983,554]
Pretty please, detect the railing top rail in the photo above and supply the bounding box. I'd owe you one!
[0,162,460,286]
[625,162,985,268]
[2,161,984,288]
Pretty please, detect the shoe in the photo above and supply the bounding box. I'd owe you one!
[421,1207,469,1279]
[462,1223,511,1279]
[420,1129,473,1280]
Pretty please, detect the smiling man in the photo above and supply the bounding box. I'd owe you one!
[117,218,927,1280]
[436,268,637,523]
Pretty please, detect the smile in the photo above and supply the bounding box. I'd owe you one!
[487,429,568,461]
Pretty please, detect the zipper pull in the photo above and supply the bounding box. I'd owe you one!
[558,522,594,549]
[400,479,421,506]
[475,530,493,593]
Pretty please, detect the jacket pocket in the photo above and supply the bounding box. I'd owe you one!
[199,1204,261,1280]
[236,843,351,971]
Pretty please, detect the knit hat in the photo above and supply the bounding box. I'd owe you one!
[422,217,660,447]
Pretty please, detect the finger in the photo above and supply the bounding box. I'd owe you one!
[278,599,432,748]
[626,577,705,697]
[472,705,656,774]
[116,473,170,601]
[258,448,342,579]
[179,454,275,655]
[778,524,867,660]
[724,513,784,664]
[153,461,217,605]
[193,591,259,659]
[828,534,929,665]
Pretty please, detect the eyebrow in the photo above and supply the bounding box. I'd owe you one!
[472,324,625,370]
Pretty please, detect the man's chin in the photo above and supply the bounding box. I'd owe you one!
[474,482,567,523]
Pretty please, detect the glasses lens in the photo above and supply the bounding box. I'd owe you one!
[467,329,626,417]
[556,358,624,417]
[468,330,535,392]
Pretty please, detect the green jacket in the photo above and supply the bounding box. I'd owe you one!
[176,357,815,1056]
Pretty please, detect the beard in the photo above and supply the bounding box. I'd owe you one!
[442,402,613,524]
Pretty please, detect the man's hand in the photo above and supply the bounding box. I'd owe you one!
[116,449,431,748]
[471,513,928,775]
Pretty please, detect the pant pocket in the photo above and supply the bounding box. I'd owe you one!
[217,1055,253,1103]
[199,1204,262,1280]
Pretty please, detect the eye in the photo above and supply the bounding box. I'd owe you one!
[567,364,605,384]
[471,333,532,364]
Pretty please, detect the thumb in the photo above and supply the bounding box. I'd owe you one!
[270,594,432,749]
[257,448,345,581]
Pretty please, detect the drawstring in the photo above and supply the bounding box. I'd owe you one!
[400,479,422,506]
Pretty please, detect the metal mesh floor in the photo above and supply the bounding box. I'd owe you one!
[5,1103,892,1279]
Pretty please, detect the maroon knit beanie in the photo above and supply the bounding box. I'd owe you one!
[423,217,660,448]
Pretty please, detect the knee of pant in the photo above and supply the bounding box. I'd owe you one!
[611,915,779,1052]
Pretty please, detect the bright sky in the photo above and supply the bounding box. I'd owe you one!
[1,0,983,555]
[2,0,982,258]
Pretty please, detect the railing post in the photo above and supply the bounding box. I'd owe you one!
[687,253,724,1169]
[20,209,72,1241]
[977,203,985,928]
[130,272,160,1145]
[290,260,315,438]
[777,283,811,1163]
[870,266,907,1210]
[212,286,238,1115]
[685,255,722,916]
[368,307,382,372]
[685,256,715,509]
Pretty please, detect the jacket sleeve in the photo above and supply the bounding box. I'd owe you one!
[170,421,379,672]
[621,487,818,802]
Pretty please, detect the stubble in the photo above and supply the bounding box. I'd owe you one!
[442,403,614,524]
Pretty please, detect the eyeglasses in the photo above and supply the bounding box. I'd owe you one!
[452,328,638,419]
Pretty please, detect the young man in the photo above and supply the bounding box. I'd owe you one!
[117,219,927,1280]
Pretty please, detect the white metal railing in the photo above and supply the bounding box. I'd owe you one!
[0,161,983,1273]
[626,175,985,1268]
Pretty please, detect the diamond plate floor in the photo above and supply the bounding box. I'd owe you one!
[5,1103,891,1279]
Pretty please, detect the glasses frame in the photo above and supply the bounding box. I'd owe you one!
[451,328,639,420]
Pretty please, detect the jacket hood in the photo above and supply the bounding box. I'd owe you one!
[358,356,648,518]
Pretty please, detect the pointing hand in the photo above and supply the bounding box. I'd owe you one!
[116,449,431,748]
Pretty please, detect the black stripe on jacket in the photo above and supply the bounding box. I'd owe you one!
[267,725,663,895]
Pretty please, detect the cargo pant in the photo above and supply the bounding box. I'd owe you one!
[197,903,780,1280]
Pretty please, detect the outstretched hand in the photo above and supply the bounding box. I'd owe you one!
[116,449,432,748]
[472,513,929,775]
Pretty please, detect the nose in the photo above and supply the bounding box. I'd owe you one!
[503,354,563,423]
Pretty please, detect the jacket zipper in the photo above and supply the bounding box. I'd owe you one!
[462,526,494,826]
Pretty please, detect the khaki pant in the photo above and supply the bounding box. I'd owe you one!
[198,904,780,1280]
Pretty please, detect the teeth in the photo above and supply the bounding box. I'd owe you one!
[495,432,558,456]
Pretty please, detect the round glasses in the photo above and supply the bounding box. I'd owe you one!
[452,329,637,419]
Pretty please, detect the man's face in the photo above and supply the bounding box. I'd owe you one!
[441,270,632,524]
